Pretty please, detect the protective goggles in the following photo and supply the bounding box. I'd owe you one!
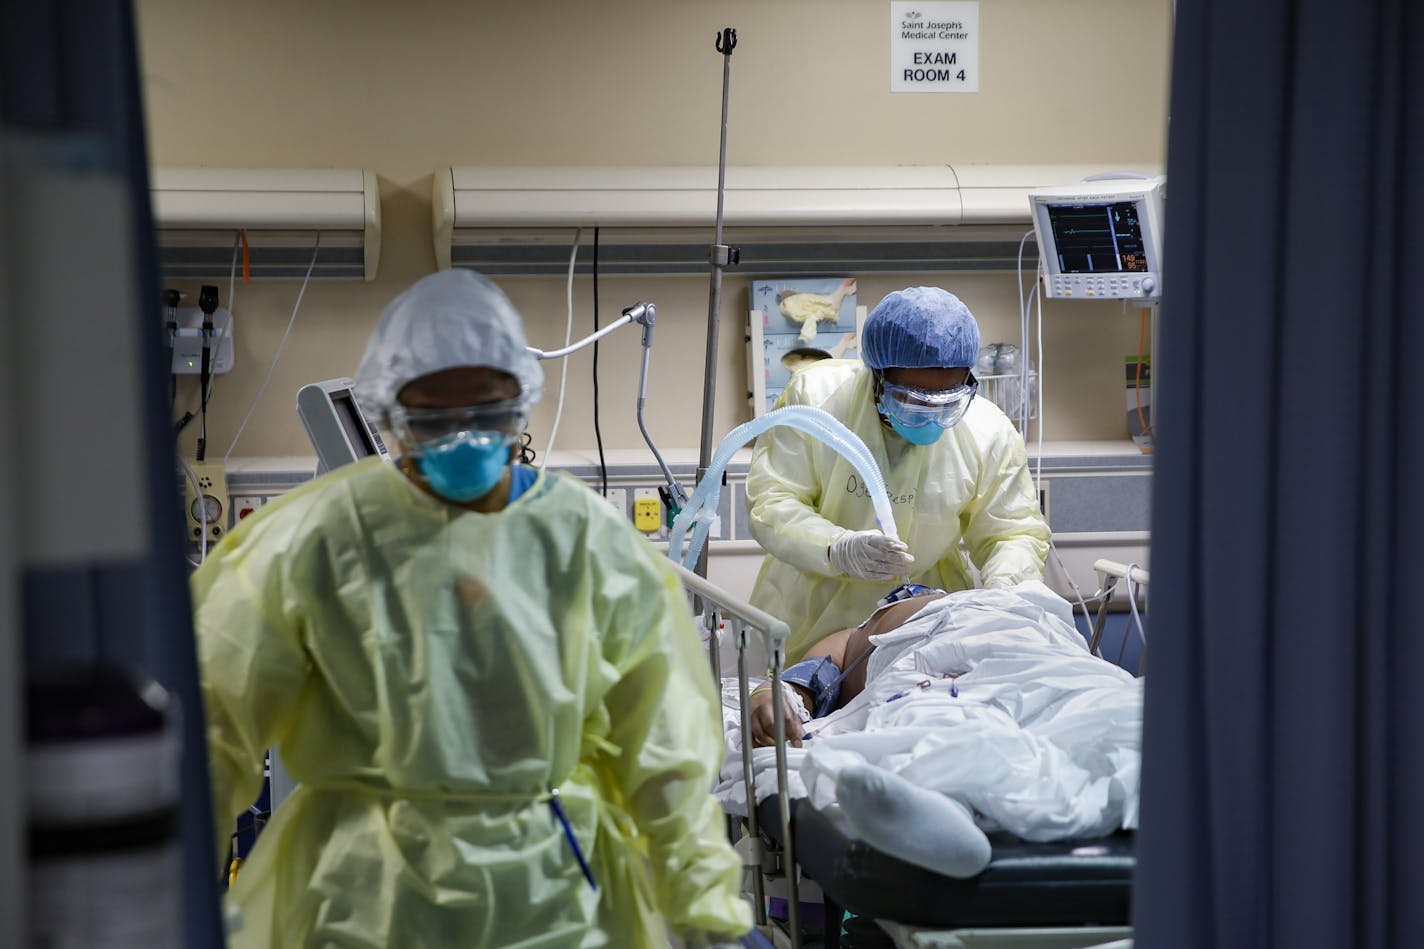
[877,373,978,430]
[387,397,527,447]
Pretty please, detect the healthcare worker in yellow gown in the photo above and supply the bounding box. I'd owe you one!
[192,270,752,948]
[746,286,1051,660]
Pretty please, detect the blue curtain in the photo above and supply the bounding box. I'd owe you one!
[1136,0,1424,945]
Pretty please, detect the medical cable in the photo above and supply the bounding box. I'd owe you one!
[1110,562,1146,666]
[1134,307,1153,438]
[225,231,321,462]
[1124,561,1148,646]
[526,311,635,359]
[197,233,243,413]
[1030,262,1042,436]
[631,306,687,508]
[196,283,219,461]
[1038,272,1095,638]
[228,230,240,323]
[1015,229,1035,439]
[164,289,180,409]
[1035,262,1046,494]
[1014,233,1121,644]
[591,228,608,496]
[178,454,208,567]
[1020,247,1097,634]
[525,302,688,509]
[541,229,583,466]
[818,641,876,697]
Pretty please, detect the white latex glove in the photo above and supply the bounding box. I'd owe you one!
[829,529,915,581]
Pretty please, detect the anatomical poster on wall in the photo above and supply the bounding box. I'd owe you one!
[747,277,865,416]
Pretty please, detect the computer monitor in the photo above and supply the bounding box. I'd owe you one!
[1028,176,1165,301]
[296,378,390,474]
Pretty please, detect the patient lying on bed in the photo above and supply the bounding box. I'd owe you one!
[717,580,1143,880]
[746,583,948,748]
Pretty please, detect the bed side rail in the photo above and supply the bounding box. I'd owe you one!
[670,563,800,945]
[1088,559,1149,673]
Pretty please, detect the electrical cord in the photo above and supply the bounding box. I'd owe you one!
[225,231,321,461]
[591,227,608,496]
[1018,236,1096,634]
[201,233,242,410]
[1015,229,1035,439]
[1034,261,1045,493]
[1126,563,1148,645]
[1135,307,1153,439]
[228,231,240,325]
[541,229,582,465]
[196,282,221,462]
[164,289,180,411]
[1114,563,1149,667]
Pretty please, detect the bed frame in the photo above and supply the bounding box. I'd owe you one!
[671,561,1147,949]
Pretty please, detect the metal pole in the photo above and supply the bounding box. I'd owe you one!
[736,620,768,928]
[0,137,24,949]
[769,639,801,949]
[695,26,739,579]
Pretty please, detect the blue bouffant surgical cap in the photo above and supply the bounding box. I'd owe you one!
[354,270,544,420]
[860,287,981,370]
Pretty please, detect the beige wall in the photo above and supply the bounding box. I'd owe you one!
[138,0,1173,459]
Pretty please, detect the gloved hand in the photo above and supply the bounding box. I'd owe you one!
[829,529,914,581]
[983,577,1014,590]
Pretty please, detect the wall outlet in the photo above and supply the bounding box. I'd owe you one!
[231,495,268,525]
[633,488,663,535]
[183,461,229,544]
[1038,480,1051,525]
[601,487,628,520]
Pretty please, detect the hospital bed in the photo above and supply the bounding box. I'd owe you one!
[674,561,1147,949]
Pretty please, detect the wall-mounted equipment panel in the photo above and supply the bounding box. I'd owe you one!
[432,164,1159,276]
[152,168,382,280]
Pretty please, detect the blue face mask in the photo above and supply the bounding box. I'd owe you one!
[886,414,947,445]
[414,431,513,503]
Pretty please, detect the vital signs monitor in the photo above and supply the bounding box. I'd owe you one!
[1029,175,1165,301]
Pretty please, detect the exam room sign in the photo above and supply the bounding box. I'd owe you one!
[890,1,979,93]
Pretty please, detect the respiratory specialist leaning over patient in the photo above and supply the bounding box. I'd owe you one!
[191,270,751,948]
[745,286,1051,660]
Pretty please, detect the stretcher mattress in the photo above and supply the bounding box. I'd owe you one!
[756,796,1134,930]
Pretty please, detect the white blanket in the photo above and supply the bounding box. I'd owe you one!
[715,581,1143,842]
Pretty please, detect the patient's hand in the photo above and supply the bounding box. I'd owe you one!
[748,686,807,748]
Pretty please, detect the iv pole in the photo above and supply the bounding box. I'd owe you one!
[695,26,740,581]
[530,29,739,580]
